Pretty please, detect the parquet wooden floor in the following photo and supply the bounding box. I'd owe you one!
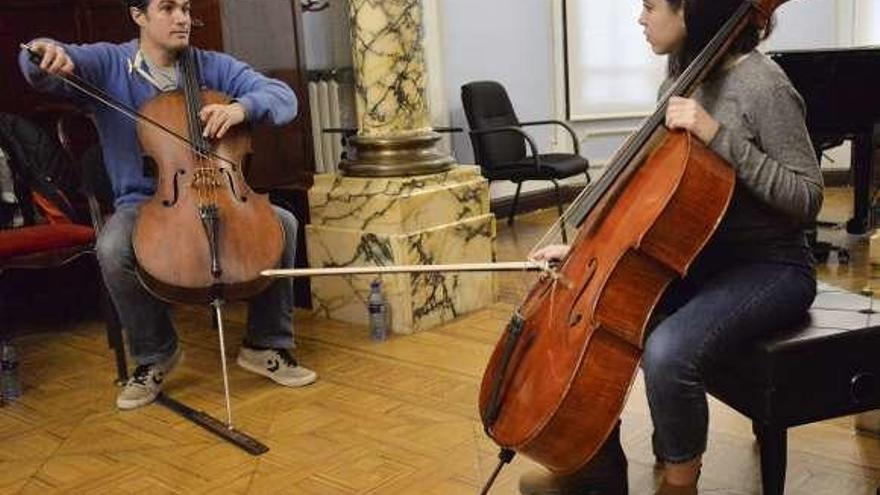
[1,187,879,494]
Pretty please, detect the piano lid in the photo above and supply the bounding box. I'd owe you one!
[768,45,880,55]
[768,46,880,137]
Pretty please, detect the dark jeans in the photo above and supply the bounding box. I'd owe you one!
[96,203,298,366]
[641,256,816,463]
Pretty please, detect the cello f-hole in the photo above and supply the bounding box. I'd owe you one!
[161,170,184,207]
[223,168,248,202]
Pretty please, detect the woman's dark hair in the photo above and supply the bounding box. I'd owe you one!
[666,0,775,77]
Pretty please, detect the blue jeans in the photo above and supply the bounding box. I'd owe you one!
[96,203,298,366]
[641,255,816,463]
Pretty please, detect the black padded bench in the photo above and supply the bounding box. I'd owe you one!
[706,284,880,495]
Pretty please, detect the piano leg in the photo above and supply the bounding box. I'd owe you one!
[847,132,876,235]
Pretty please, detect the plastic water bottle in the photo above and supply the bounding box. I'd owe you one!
[368,279,389,341]
[0,342,21,402]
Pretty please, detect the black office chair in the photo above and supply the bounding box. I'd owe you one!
[461,81,590,237]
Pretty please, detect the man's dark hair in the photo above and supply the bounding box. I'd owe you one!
[121,0,149,27]
[122,0,149,10]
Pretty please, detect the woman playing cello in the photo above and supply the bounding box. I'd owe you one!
[522,0,822,493]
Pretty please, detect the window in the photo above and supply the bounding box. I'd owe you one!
[564,0,666,120]
[854,0,880,44]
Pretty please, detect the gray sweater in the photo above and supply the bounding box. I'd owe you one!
[662,50,824,266]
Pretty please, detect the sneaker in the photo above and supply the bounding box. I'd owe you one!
[116,348,183,410]
[236,346,317,387]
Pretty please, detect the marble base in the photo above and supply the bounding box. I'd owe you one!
[306,165,496,333]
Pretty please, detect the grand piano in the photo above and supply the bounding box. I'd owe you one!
[769,47,880,234]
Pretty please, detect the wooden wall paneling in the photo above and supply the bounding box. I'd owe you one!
[81,0,137,44]
[190,0,223,52]
[216,0,314,191]
[0,0,82,115]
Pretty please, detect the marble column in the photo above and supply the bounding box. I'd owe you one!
[305,1,496,334]
[342,0,453,176]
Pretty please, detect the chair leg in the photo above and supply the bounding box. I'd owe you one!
[509,182,522,225]
[100,284,128,384]
[0,278,8,340]
[553,180,568,243]
[755,423,787,495]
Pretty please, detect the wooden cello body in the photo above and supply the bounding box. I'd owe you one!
[480,129,734,472]
[479,0,783,474]
[132,48,283,304]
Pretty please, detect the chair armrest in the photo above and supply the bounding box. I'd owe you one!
[519,120,581,156]
[469,126,542,169]
[434,126,463,134]
[52,111,109,231]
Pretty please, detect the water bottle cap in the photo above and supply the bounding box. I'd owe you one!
[370,279,380,288]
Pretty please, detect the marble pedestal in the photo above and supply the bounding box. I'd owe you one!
[306,165,496,334]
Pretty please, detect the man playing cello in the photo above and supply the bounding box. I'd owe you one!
[19,0,317,410]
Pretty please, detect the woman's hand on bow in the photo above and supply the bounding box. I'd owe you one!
[529,244,570,262]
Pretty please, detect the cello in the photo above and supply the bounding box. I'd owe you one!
[476,0,785,489]
[131,46,283,305]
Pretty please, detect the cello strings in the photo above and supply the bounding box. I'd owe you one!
[183,48,207,208]
[183,47,222,210]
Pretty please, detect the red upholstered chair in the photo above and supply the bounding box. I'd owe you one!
[0,110,127,385]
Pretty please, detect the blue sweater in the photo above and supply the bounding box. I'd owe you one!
[19,40,298,207]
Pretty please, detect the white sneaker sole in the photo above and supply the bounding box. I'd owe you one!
[236,355,317,388]
[116,391,159,411]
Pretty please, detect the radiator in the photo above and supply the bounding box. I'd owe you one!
[307,79,343,174]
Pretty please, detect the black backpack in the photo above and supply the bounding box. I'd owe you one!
[0,113,86,226]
